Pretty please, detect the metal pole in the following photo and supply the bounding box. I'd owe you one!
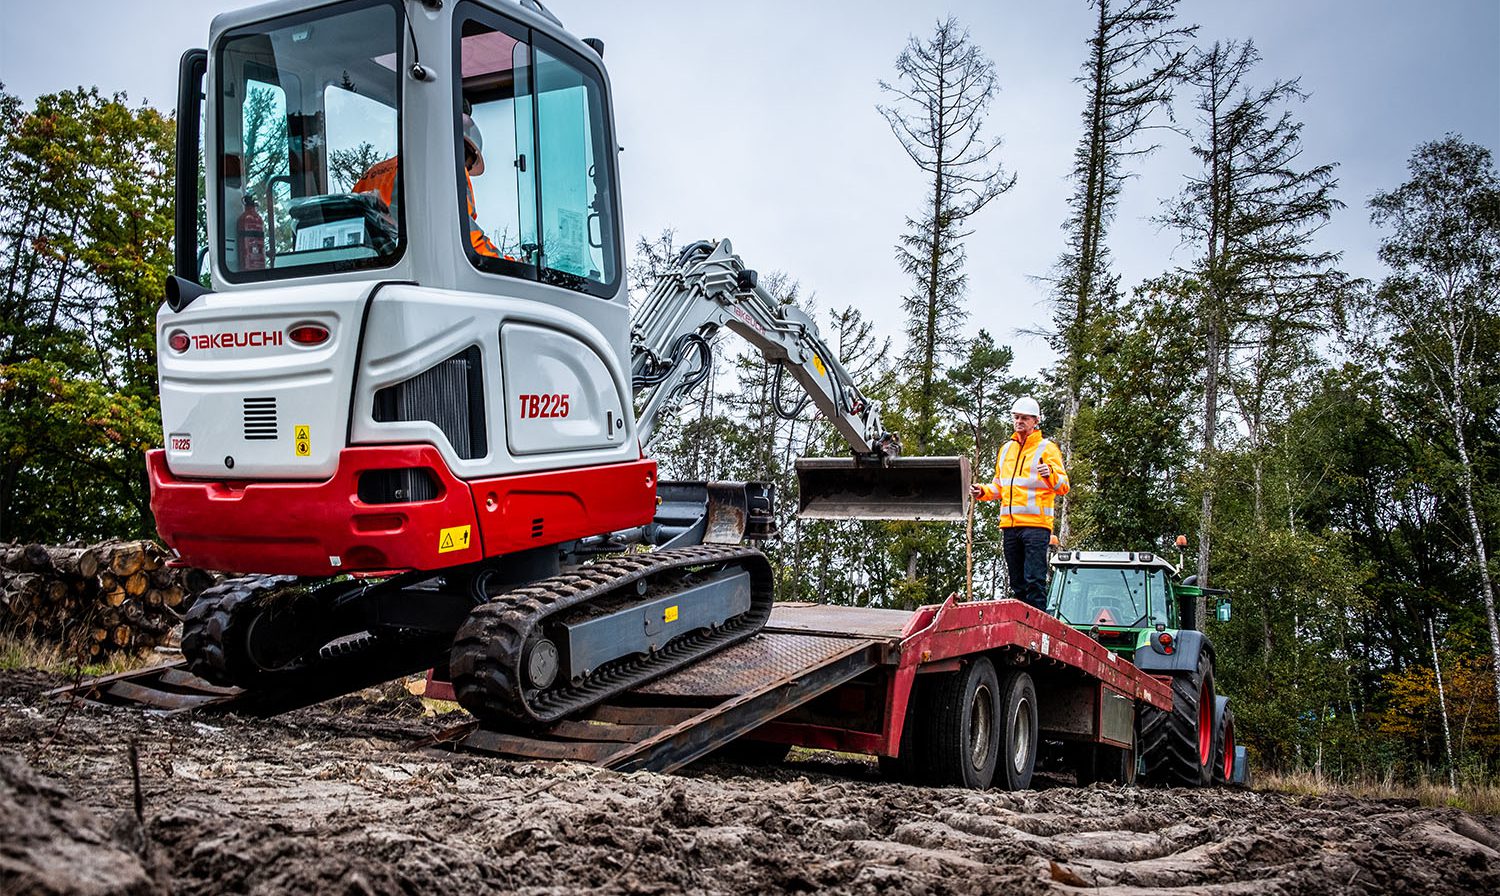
[965,496,974,602]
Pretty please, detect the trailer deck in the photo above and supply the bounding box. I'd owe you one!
[53,598,1172,780]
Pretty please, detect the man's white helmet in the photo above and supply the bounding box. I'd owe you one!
[1011,396,1043,421]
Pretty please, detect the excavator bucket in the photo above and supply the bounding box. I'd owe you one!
[795,456,971,521]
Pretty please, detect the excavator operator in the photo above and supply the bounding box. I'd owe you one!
[353,110,500,259]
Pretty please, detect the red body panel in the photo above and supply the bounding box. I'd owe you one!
[469,459,658,555]
[148,447,658,576]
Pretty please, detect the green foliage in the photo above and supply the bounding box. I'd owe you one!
[0,86,173,541]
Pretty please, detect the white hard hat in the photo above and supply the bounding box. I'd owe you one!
[462,114,485,176]
[1011,396,1043,421]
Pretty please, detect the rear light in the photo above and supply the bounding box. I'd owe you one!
[288,323,331,346]
[1157,632,1175,655]
[168,330,190,353]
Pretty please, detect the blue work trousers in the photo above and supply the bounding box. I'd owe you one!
[1002,525,1051,610]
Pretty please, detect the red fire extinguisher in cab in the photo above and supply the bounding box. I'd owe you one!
[238,194,266,271]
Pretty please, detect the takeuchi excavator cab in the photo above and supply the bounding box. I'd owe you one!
[159,0,647,576]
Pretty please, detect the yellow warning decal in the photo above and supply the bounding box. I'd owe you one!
[294,425,311,457]
[812,354,827,377]
[664,605,679,623]
[438,525,472,554]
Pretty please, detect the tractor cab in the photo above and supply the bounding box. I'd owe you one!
[1048,551,1181,659]
[1047,550,1232,660]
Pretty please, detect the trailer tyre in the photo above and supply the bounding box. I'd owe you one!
[921,656,1002,789]
[994,670,1038,791]
[1139,648,1215,787]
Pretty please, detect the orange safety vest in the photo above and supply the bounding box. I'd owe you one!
[352,157,499,258]
[976,430,1070,530]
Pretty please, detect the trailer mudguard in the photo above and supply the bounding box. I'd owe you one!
[1132,629,1214,675]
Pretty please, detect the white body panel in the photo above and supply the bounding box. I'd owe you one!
[158,280,373,479]
[160,1,636,483]
[351,284,636,475]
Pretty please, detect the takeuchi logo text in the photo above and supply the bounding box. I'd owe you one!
[190,331,284,350]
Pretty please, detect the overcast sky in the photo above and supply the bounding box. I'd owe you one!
[2,0,1497,377]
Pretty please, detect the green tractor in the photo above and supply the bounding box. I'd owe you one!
[1046,548,1247,787]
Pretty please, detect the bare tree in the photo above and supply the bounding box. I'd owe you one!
[1051,0,1196,544]
[1160,40,1341,625]
[878,18,1015,453]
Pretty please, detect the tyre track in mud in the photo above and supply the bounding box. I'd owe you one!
[2,669,1496,895]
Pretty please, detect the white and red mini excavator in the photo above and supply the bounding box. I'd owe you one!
[151,0,968,727]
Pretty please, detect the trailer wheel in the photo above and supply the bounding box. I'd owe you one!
[1138,649,1215,787]
[994,670,1038,791]
[921,656,1002,789]
[1212,705,1236,786]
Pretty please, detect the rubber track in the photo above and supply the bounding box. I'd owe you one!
[181,575,300,686]
[1138,649,1213,787]
[449,544,775,727]
[181,576,398,688]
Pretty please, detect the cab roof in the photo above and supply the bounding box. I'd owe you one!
[1050,550,1179,576]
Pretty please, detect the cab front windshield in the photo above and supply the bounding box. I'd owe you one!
[216,0,401,278]
[1050,567,1164,629]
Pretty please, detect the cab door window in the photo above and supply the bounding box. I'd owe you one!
[457,7,620,297]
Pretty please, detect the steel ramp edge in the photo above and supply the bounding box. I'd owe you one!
[46,661,245,715]
[433,631,888,774]
[48,634,450,717]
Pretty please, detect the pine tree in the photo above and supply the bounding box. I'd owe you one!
[878,18,1015,453]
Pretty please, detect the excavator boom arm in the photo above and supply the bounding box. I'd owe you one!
[631,240,889,456]
[631,239,969,522]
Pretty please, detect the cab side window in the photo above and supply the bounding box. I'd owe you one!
[457,7,620,296]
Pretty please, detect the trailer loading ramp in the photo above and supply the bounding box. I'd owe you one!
[426,604,910,773]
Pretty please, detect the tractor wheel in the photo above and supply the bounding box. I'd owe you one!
[993,669,1039,791]
[1138,649,1216,787]
[920,656,1002,789]
[1212,705,1237,786]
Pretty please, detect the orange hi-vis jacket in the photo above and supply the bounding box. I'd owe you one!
[353,157,499,258]
[975,430,1070,530]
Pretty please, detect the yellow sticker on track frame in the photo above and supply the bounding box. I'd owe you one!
[438,525,472,553]
[294,425,311,457]
[664,605,679,623]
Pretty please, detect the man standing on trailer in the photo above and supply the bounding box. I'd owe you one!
[972,397,1069,610]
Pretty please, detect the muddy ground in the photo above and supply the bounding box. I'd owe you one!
[2,668,1497,896]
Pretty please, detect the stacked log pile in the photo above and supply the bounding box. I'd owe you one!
[0,540,220,658]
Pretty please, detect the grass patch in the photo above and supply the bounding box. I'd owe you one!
[0,628,162,678]
[1259,769,1500,815]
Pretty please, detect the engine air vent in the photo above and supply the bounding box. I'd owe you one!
[374,347,487,459]
[243,397,277,441]
[357,468,441,505]
[531,517,545,539]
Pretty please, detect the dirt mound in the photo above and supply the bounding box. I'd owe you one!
[0,751,155,895]
[2,668,1497,894]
